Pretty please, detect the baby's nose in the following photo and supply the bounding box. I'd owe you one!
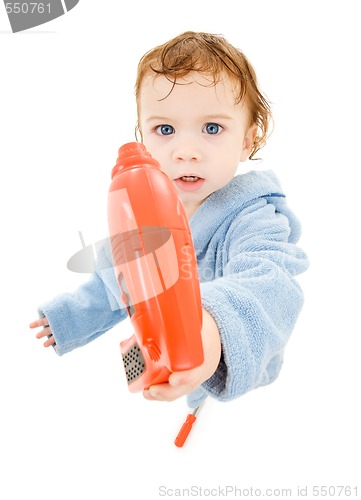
[172,145,202,162]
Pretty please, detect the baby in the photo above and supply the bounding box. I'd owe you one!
[30,31,309,408]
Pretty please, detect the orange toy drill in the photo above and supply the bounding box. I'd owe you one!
[108,142,204,393]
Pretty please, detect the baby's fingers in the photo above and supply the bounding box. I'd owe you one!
[29,317,55,348]
[35,327,56,348]
[34,327,51,339]
[29,317,49,329]
[143,369,202,402]
[43,335,56,348]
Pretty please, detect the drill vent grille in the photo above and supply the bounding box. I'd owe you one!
[122,343,146,384]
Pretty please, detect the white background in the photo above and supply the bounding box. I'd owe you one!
[1,1,360,499]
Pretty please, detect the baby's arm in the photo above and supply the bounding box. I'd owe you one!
[197,199,309,402]
[29,244,127,356]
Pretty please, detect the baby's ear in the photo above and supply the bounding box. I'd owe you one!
[135,123,143,143]
[240,124,258,162]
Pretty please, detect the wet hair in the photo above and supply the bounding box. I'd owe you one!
[135,31,272,160]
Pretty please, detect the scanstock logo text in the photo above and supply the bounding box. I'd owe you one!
[3,1,79,32]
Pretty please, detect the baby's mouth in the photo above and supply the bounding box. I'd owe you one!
[174,175,205,192]
[179,175,201,182]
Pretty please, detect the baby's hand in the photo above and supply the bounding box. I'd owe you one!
[143,309,221,402]
[29,317,56,348]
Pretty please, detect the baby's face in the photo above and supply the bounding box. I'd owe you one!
[138,71,256,218]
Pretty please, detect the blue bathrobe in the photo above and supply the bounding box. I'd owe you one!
[38,170,309,407]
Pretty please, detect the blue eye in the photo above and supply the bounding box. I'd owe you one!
[204,123,222,135]
[156,124,175,135]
